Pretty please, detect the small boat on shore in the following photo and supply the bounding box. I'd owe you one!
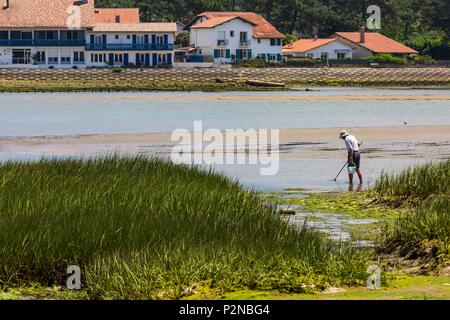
[246,80,285,87]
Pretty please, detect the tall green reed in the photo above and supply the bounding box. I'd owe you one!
[0,155,368,298]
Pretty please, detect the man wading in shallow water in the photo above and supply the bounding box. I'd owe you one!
[339,131,363,185]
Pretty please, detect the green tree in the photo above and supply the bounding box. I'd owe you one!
[95,0,450,58]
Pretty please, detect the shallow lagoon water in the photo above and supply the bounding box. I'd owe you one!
[1,88,450,137]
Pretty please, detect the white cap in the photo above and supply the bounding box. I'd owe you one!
[339,131,349,139]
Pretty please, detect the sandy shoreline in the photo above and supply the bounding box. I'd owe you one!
[2,125,449,145]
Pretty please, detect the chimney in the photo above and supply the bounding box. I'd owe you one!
[313,34,318,41]
[3,0,10,10]
[359,25,366,43]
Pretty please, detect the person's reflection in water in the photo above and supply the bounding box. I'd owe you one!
[357,184,363,192]
[348,184,363,192]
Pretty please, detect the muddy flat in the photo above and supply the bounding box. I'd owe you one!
[2,124,449,145]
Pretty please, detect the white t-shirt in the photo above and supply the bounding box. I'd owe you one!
[344,135,360,151]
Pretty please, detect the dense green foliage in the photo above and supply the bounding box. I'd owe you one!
[284,57,317,67]
[96,0,450,58]
[376,160,450,268]
[0,156,368,299]
[369,54,406,65]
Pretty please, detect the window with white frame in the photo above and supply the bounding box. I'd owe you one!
[337,52,346,59]
[48,56,58,64]
[267,54,277,61]
[35,51,46,64]
[217,49,226,58]
[239,32,248,45]
[321,52,329,60]
[137,35,145,44]
[91,53,105,63]
[74,51,85,64]
[61,56,71,64]
[114,54,123,63]
[12,49,31,64]
[241,49,251,59]
[158,54,167,64]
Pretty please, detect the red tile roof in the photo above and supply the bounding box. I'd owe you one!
[336,32,418,54]
[283,38,344,53]
[94,8,140,24]
[0,0,94,28]
[190,12,284,39]
[190,16,256,29]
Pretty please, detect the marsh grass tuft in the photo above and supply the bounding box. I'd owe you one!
[0,155,368,299]
[375,160,450,206]
[376,160,450,267]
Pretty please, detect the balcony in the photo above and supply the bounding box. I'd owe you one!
[85,43,174,51]
[0,39,86,46]
[217,39,229,46]
[239,39,251,47]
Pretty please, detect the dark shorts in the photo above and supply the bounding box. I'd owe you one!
[352,151,361,169]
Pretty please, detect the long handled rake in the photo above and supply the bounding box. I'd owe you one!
[332,161,348,182]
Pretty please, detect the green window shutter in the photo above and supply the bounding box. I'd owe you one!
[277,39,281,46]
[236,49,241,59]
[248,49,252,59]
[226,49,231,58]
[214,49,219,59]
[277,54,282,61]
[270,39,275,46]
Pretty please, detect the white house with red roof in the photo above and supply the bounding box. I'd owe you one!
[0,0,176,68]
[283,38,355,59]
[185,12,285,64]
[283,27,417,60]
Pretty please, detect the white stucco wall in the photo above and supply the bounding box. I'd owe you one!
[0,47,10,65]
[252,38,282,59]
[352,47,373,58]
